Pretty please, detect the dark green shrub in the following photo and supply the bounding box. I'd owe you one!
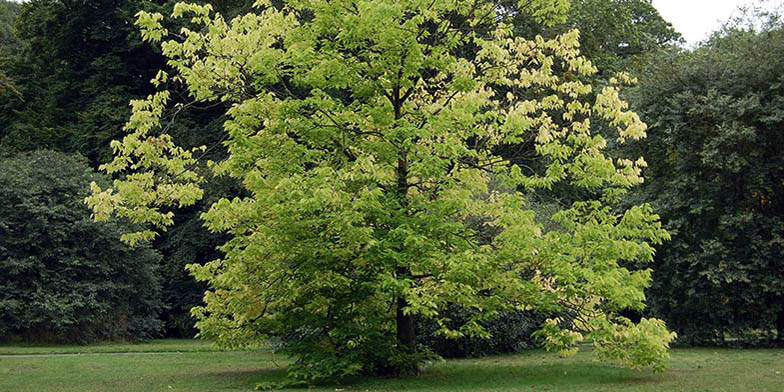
[0,150,163,343]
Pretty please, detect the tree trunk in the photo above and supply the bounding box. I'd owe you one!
[777,304,784,343]
[392,78,417,375]
[396,295,418,375]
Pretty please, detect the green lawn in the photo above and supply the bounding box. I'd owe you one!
[0,340,782,391]
[0,339,230,355]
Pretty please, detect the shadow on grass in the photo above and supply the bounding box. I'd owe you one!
[195,366,290,389]
[203,354,664,391]
[357,362,661,391]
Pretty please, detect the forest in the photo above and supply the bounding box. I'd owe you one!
[0,0,783,388]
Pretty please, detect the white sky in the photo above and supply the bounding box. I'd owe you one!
[651,0,782,46]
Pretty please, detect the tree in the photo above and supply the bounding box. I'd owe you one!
[0,0,245,164]
[0,0,20,56]
[0,0,21,100]
[0,0,167,159]
[0,0,248,337]
[561,0,681,74]
[88,0,675,383]
[0,150,163,343]
[511,0,681,76]
[632,9,784,344]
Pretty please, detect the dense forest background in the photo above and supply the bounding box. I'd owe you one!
[0,0,782,350]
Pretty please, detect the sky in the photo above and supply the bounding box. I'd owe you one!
[651,0,781,46]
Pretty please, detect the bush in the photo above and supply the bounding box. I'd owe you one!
[0,150,163,343]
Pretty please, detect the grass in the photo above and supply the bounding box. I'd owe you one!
[0,339,229,355]
[0,340,783,391]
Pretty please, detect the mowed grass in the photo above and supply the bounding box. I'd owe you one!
[0,340,783,391]
[0,339,230,355]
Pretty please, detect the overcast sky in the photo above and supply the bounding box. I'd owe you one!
[652,0,781,46]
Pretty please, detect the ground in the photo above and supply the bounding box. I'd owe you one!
[0,340,782,391]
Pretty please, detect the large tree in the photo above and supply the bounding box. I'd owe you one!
[633,10,784,344]
[561,0,680,74]
[0,0,166,159]
[89,0,674,383]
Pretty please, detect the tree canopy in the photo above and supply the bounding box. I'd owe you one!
[0,0,21,99]
[563,0,680,74]
[0,0,167,160]
[88,0,675,383]
[0,0,244,164]
[511,0,681,76]
[633,9,784,343]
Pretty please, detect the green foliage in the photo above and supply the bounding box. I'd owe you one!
[0,150,163,343]
[0,0,166,160]
[588,317,675,372]
[0,0,246,338]
[632,10,784,343]
[0,0,20,53]
[417,307,543,358]
[564,0,681,74]
[512,0,681,76]
[89,0,675,383]
[0,0,20,70]
[0,0,21,101]
[0,0,241,163]
[156,176,243,337]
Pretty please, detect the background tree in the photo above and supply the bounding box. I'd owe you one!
[0,0,20,52]
[0,0,21,103]
[0,0,245,163]
[0,150,163,343]
[0,0,247,338]
[89,0,675,384]
[0,0,166,158]
[511,0,681,76]
[632,9,784,344]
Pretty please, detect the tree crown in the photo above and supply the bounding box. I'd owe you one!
[88,0,674,382]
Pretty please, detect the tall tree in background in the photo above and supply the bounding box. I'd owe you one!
[512,0,681,76]
[0,1,22,105]
[89,0,675,383]
[633,9,784,343]
[563,0,681,74]
[0,0,247,163]
[1,0,166,159]
[0,0,248,337]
